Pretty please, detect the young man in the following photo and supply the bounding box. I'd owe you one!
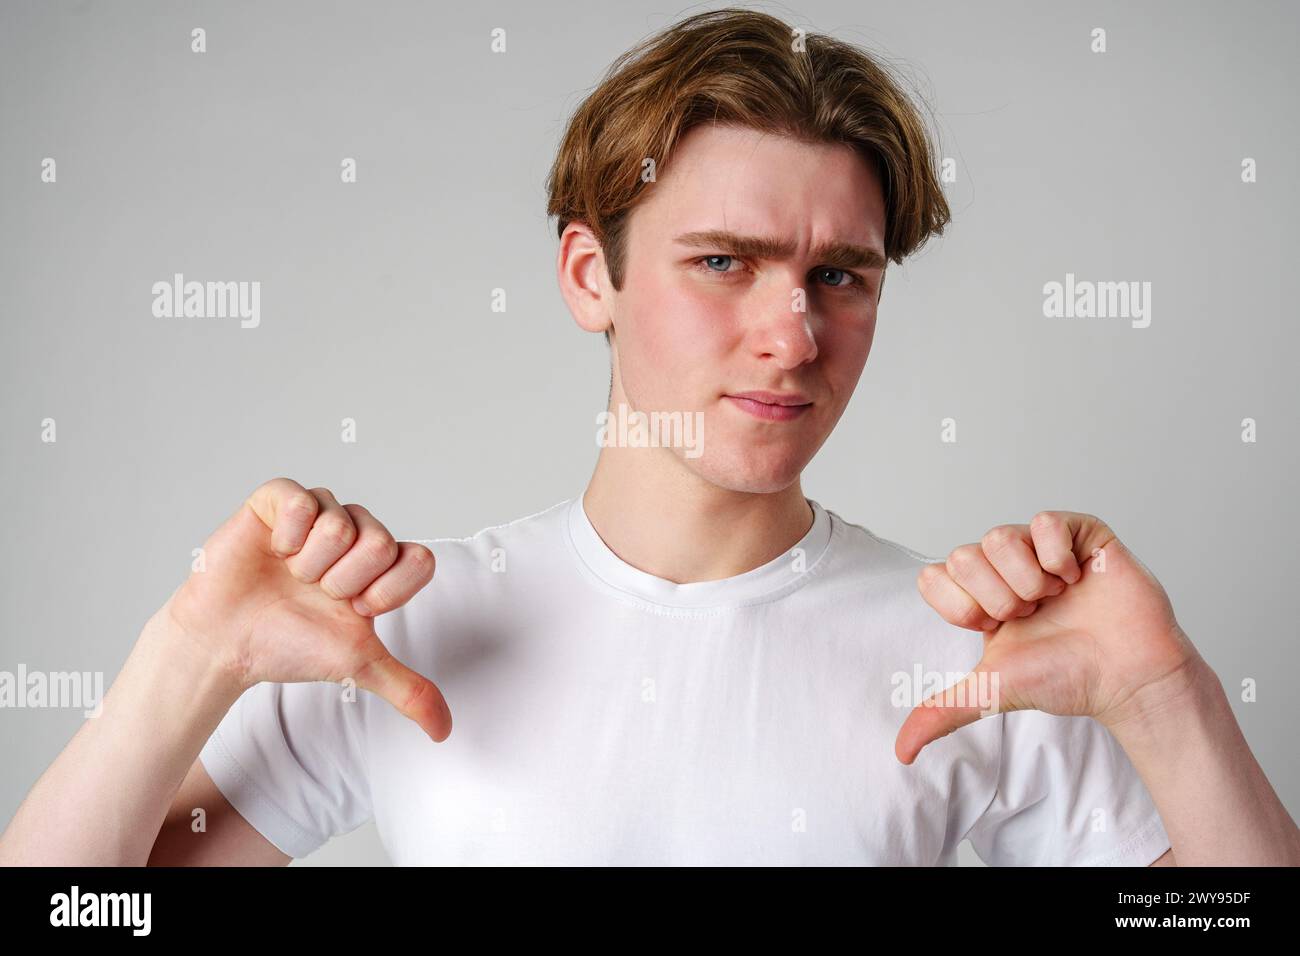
[2,9,1296,866]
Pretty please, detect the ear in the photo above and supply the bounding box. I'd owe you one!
[556,221,614,335]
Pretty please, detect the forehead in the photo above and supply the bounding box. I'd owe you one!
[631,123,886,251]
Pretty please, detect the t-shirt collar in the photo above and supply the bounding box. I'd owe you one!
[566,494,833,610]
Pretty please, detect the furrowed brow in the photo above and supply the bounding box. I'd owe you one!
[809,240,887,272]
[674,230,886,271]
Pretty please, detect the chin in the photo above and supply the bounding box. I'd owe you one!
[679,444,809,495]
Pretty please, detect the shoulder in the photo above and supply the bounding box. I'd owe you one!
[380,499,574,642]
[813,503,978,658]
[819,503,944,594]
[410,498,573,576]
[368,499,573,665]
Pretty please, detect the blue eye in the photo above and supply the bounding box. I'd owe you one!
[692,255,866,291]
[818,268,853,287]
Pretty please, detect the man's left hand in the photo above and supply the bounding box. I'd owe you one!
[895,511,1202,764]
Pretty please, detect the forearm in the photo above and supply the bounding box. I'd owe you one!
[0,595,244,865]
[1107,653,1300,866]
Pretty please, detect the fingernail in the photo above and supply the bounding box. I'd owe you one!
[352,597,371,616]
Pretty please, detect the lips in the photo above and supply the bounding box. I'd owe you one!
[724,390,813,422]
[727,390,811,406]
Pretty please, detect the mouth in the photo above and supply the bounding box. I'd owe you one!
[723,390,813,422]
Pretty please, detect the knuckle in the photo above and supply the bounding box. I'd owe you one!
[407,544,436,579]
[309,486,342,507]
[946,545,981,576]
[1030,510,1059,529]
[263,475,297,494]
[282,492,318,524]
[401,676,433,715]
[352,648,389,687]
[361,533,400,568]
[316,515,356,550]
[981,525,1019,555]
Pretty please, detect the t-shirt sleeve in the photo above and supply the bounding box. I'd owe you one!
[198,675,373,859]
[965,710,1171,866]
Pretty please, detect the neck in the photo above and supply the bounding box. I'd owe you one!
[582,445,813,585]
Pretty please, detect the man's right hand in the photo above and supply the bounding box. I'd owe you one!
[167,477,451,741]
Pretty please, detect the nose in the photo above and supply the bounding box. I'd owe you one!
[748,272,819,368]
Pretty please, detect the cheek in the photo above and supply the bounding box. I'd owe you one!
[821,308,877,393]
[623,279,736,391]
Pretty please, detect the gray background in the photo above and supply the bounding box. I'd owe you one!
[2,0,1295,867]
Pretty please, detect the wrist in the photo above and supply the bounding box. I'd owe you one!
[1102,646,1223,753]
[142,589,250,707]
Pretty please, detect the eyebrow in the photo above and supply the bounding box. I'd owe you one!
[673,229,887,272]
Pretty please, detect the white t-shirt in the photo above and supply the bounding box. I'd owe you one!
[199,496,1172,865]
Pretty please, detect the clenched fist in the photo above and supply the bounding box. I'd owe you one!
[165,477,451,742]
[895,510,1201,764]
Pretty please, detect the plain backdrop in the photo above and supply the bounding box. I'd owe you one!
[2,0,1296,866]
